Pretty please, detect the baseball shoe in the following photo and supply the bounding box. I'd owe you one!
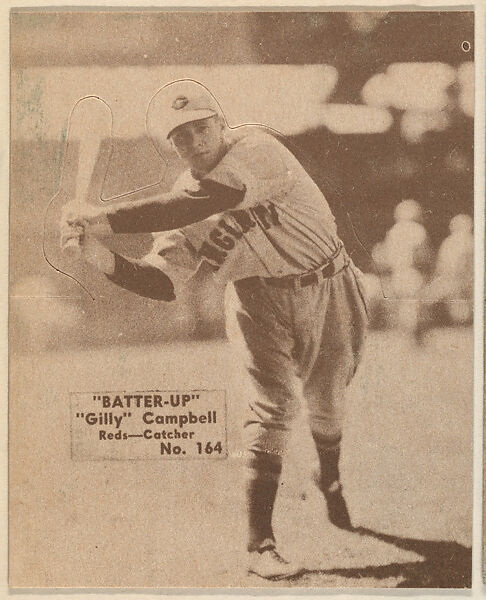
[323,481,353,530]
[247,545,304,580]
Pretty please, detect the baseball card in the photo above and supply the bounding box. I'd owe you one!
[7,3,482,592]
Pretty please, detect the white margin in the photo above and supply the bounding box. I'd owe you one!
[2,2,485,600]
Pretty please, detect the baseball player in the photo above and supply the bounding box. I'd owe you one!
[61,80,369,580]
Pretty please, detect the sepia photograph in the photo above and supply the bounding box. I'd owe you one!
[9,8,475,589]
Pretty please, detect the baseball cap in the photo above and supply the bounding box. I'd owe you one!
[147,80,223,141]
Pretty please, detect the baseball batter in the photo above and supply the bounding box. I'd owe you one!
[61,80,369,580]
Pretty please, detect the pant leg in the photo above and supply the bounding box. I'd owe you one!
[225,279,302,458]
[225,279,301,550]
[302,266,368,486]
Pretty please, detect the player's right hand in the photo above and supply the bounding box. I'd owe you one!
[61,202,112,237]
[79,233,116,274]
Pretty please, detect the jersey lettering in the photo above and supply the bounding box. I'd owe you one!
[251,203,280,229]
[209,229,236,251]
[197,241,227,265]
[218,218,243,239]
[196,203,281,271]
[231,209,256,233]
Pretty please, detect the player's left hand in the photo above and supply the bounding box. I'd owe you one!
[60,218,87,249]
[59,218,115,274]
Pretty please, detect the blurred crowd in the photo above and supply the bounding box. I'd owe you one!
[363,199,473,341]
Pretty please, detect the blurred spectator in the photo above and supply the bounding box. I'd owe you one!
[422,213,473,325]
[371,199,433,334]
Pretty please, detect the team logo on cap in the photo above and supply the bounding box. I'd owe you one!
[172,96,189,110]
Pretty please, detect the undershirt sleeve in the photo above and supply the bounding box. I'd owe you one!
[106,182,246,234]
[105,253,176,301]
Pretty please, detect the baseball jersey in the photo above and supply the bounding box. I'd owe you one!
[144,128,342,289]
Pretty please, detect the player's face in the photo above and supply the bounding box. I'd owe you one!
[169,116,226,176]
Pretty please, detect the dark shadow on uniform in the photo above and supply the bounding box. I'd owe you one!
[296,526,471,588]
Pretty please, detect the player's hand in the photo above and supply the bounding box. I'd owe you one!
[62,202,112,236]
[60,219,87,255]
[60,219,115,274]
[81,233,116,274]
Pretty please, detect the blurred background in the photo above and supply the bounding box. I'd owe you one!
[10,10,474,351]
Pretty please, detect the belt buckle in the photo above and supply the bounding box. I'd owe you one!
[314,267,325,284]
[293,274,303,292]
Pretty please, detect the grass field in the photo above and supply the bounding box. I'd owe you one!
[9,327,472,588]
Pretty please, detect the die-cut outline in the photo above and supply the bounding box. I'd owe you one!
[43,95,114,299]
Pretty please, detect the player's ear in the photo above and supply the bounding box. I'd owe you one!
[168,136,183,159]
[216,114,226,133]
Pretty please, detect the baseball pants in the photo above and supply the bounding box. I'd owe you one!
[226,261,369,458]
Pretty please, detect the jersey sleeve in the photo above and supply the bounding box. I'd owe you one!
[202,133,293,208]
[143,230,200,292]
[105,254,176,301]
[106,184,245,234]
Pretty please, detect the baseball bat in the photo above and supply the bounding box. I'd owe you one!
[61,97,112,258]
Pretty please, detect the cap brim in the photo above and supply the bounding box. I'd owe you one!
[166,109,217,138]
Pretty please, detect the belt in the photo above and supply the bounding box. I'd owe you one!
[262,246,350,290]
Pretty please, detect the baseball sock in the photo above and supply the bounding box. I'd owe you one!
[245,449,282,552]
[312,432,353,529]
[312,432,342,491]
